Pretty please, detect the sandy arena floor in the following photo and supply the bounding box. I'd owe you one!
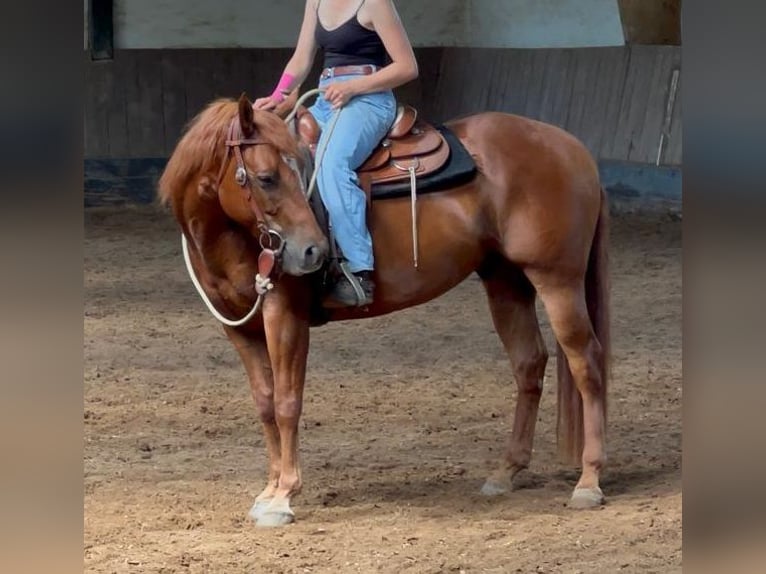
[84,204,681,573]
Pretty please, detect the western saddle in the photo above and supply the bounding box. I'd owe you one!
[294,104,450,197]
[294,103,454,269]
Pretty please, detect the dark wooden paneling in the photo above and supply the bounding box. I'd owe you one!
[184,50,217,122]
[396,48,442,119]
[84,55,111,156]
[611,46,654,161]
[523,49,549,121]
[124,51,165,157]
[84,46,681,166]
[546,50,577,127]
[596,48,631,160]
[495,50,525,115]
[105,53,129,157]
[564,48,602,148]
[633,47,673,163]
[160,51,188,155]
[666,72,682,165]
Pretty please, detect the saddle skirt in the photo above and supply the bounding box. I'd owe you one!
[295,104,476,200]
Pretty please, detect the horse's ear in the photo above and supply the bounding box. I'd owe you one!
[238,93,256,137]
[273,88,299,120]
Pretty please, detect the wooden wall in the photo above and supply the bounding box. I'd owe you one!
[83,48,442,160]
[84,45,681,166]
[429,45,681,165]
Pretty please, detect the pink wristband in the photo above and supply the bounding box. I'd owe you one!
[270,72,296,103]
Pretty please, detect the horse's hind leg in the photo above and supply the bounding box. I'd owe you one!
[478,260,548,496]
[224,327,282,521]
[528,274,606,508]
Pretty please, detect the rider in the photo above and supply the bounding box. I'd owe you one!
[253,0,418,307]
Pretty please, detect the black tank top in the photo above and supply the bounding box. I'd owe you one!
[314,0,389,69]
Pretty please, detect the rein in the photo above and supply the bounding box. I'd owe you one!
[286,89,343,201]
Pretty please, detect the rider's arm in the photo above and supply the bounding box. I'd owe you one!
[255,0,319,108]
[353,0,419,94]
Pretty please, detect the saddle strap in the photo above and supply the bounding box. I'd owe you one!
[393,159,419,268]
[409,166,418,268]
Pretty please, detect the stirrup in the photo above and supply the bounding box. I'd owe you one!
[323,262,373,308]
[339,261,368,303]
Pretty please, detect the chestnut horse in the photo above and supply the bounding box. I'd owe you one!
[158,94,610,527]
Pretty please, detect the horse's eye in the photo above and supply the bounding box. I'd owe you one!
[256,172,278,189]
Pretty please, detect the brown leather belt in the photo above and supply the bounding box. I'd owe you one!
[320,64,376,80]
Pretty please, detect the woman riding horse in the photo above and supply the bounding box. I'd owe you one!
[159,4,610,527]
[253,0,419,308]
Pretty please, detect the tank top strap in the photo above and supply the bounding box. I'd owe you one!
[316,0,365,19]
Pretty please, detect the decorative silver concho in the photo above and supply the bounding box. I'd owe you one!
[235,166,248,186]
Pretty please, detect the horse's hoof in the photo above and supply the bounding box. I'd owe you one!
[248,499,273,522]
[568,487,605,509]
[256,510,295,528]
[480,480,509,497]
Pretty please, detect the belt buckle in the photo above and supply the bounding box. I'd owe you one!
[323,67,335,80]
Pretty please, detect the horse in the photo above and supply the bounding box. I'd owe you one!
[158,93,610,527]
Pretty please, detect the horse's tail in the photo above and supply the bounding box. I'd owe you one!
[557,187,610,464]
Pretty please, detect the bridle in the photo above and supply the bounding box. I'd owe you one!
[216,117,286,254]
[183,95,331,327]
[181,115,291,327]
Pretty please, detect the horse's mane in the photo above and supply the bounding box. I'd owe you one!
[158,98,300,206]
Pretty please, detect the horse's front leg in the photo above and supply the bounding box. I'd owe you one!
[224,326,282,521]
[255,287,311,527]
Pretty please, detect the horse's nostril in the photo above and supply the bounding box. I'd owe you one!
[304,244,323,265]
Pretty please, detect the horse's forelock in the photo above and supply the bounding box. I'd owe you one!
[157,100,299,208]
[158,99,236,207]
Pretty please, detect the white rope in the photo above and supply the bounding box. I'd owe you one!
[283,88,342,200]
[306,109,341,200]
[182,233,264,327]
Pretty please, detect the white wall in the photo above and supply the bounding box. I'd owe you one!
[105,0,624,49]
[466,0,624,48]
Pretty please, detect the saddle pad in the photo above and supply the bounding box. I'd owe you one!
[370,126,477,200]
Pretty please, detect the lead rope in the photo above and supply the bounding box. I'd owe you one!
[181,234,271,327]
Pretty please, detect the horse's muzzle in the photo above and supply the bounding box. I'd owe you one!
[282,237,328,276]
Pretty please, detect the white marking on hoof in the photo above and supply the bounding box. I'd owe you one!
[256,510,295,528]
[568,487,605,509]
[248,499,273,522]
[480,480,509,497]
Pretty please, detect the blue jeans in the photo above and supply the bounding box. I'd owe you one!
[309,73,396,273]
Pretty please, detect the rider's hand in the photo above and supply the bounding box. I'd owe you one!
[252,96,279,111]
[323,80,361,109]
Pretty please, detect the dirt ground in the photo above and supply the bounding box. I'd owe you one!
[84,204,681,574]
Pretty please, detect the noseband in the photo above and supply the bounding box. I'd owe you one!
[216,117,285,253]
